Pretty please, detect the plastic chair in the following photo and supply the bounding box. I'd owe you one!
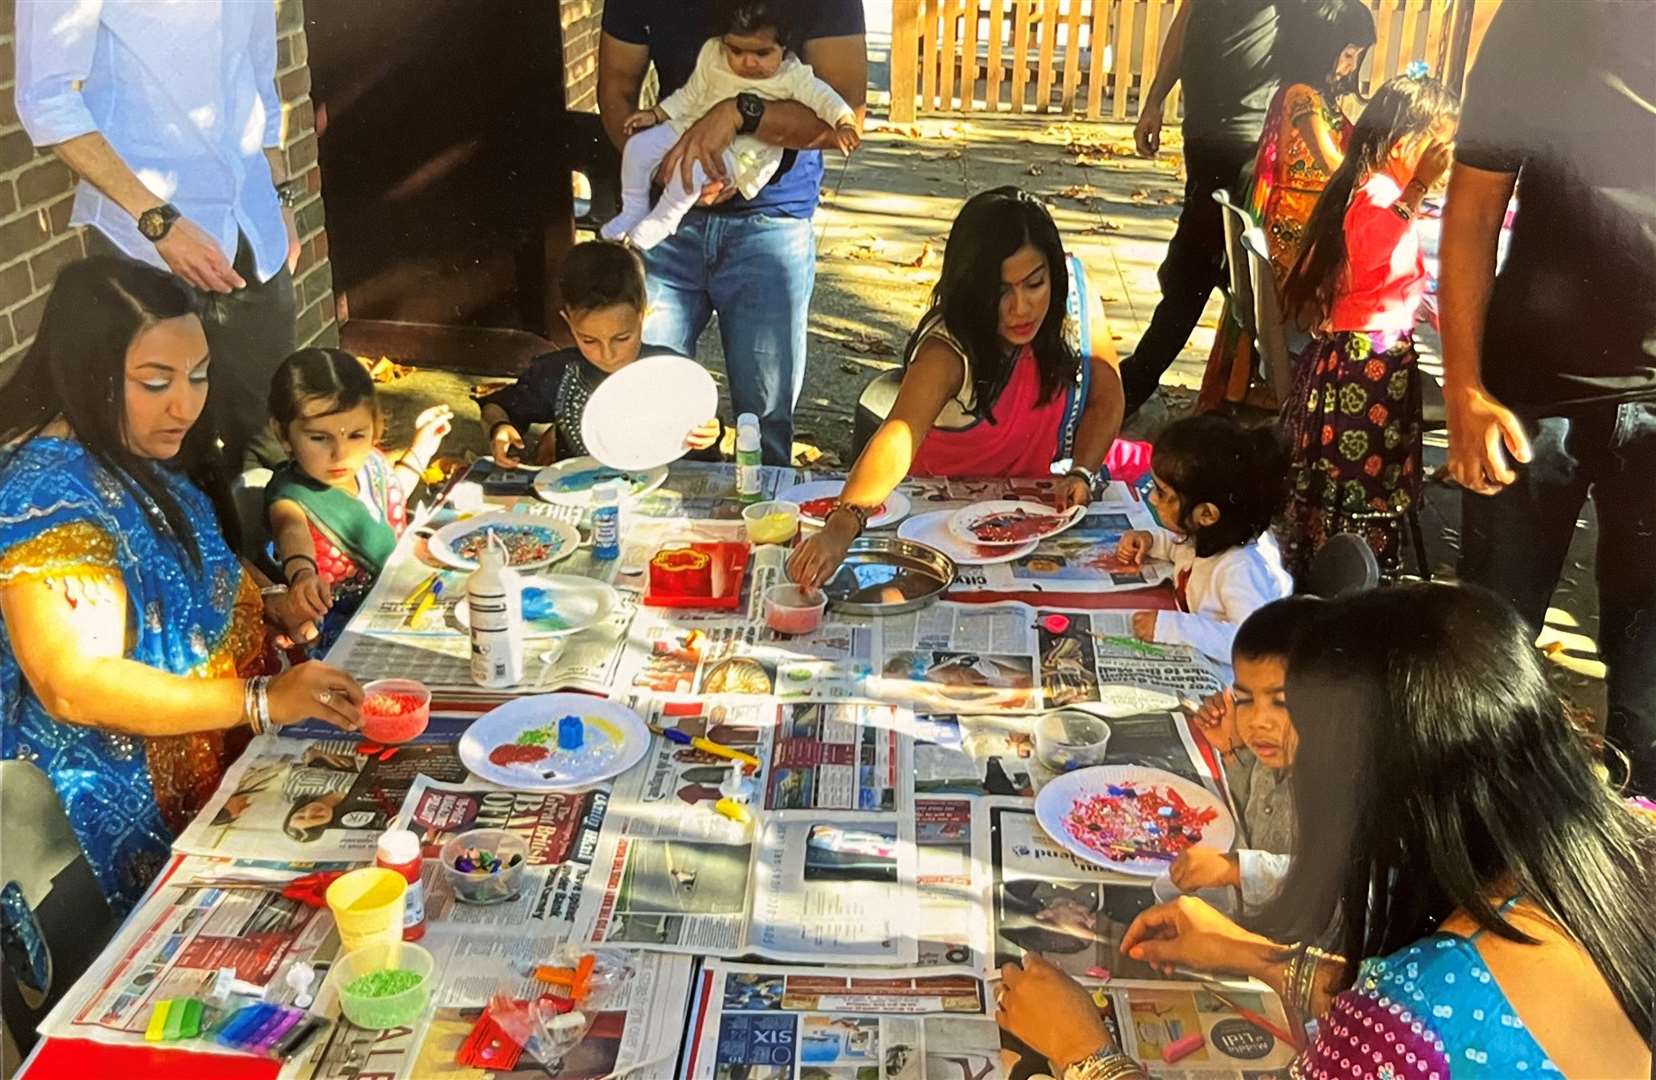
[1302,532,1382,597]
[1238,227,1296,403]
[1211,189,1256,341]
[0,762,118,1063]
[851,369,904,462]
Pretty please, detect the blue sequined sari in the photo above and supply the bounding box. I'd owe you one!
[0,438,263,914]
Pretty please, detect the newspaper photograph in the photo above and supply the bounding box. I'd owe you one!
[765,701,910,814]
[911,713,1038,799]
[684,960,1002,1080]
[619,605,875,701]
[393,777,608,935]
[749,812,918,964]
[172,733,469,862]
[608,697,777,843]
[954,511,1170,595]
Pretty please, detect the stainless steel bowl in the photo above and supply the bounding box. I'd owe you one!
[821,536,956,615]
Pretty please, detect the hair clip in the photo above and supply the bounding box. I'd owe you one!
[1406,60,1430,80]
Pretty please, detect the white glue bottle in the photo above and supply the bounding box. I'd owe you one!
[735,412,762,504]
[468,533,523,688]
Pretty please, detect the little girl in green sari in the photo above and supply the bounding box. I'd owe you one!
[265,349,452,646]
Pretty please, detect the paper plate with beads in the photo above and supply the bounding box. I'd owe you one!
[532,456,668,506]
[429,512,578,571]
[459,693,650,791]
[779,480,910,529]
[1034,765,1234,876]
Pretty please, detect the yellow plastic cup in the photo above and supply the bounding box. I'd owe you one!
[325,867,407,953]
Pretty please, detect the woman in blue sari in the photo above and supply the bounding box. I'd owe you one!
[0,258,363,914]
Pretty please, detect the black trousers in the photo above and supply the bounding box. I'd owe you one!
[1119,136,1257,413]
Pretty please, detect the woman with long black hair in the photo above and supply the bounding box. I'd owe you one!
[788,186,1125,588]
[997,583,1654,1078]
[0,257,362,914]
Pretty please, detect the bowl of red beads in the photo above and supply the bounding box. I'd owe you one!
[360,679,431,744]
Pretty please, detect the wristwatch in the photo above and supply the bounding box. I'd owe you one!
[136,203,181,242]
[736,92,765,135]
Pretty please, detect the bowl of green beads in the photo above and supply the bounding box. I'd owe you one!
[333,940,434,1030]
[440,828,529,905]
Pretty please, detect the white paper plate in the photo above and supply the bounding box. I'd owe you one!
[459,694,650,791]
[897,509,1037,566]
[1033,764,1234,876]
[532,456,668,506]
[453,574,618,638]
[947,500,1085,547]
[779,480,911,529]
[429,513,579,571]
[580,354,718,471]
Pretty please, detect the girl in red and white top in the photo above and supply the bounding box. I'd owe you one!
[1277,72,1460,579]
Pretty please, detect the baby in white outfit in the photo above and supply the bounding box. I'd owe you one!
[602,4,859,251]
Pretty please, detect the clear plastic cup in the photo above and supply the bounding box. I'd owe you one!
[360,679,431,744]
[1033,710,1112,773]
[764,583,826,635]
[742,500,801,545]
[440,828,529,905]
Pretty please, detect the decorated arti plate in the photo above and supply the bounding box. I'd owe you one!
[1034,765,1234,876]
[459,693,650,791]
[779,480,910,529]
[947,500,1085,547]
[897,509,1037,566]
[533,456,668,506]
[580,354,719,471]
[429,513,579,571]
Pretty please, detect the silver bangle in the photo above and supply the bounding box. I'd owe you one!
[1065,1048,1146,1080]
[249,676,273,734]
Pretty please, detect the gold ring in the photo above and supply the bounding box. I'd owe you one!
[317,689,334,705]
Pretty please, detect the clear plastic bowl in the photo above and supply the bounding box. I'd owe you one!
[1033,710,1112,772]
[764,583,826,635]
[360,678,432,744]
[742,500,801,545]
[333,940,434,1030]
[440,828,529,905]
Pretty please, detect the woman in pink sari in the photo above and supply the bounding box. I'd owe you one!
[788,187,1125,588]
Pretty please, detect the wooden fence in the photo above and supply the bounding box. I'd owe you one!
[888,0,1499,123]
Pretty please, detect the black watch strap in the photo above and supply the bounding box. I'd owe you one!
[137,202,181,242]
[736,92,765,135]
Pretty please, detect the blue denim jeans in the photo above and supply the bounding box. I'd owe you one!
[641,209,816,466]
[1459,400,1656,794]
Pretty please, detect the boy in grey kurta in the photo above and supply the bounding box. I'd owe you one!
[1173,597,1322,911]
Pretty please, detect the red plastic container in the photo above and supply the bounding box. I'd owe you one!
[643,542,751,610]
[360,679,432,744]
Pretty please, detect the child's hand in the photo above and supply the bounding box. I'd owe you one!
[1116,529,1153,565]
[1130,610,1157,641]
[1170,848,1241,892]
[1188,688,1238,753]
[286,566,334,624]
[684,417,721,451]
[623,108,662,135]
[491,422,526,466]
[411,404,454,460]
[1413,139,1454,190]
[834,123,861,154]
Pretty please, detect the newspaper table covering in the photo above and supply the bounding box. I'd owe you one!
[685,961,1296,1080]
[898,477,1172,595]
[171,732,471,862]
[616,598,1225,714]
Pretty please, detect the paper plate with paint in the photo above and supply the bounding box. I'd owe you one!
[453,574,619,638]
[897,509,1036,565]
[429,513,579,571]
[779,480,910,529]
[1034,764,1234,876]
[948,500,1085,547]
[459,694,650,791]
[581,354,719,471]
[532,456,668,506]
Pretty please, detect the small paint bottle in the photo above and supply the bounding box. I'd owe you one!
[375,828,427,941]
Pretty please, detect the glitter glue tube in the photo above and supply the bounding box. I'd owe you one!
[1162,1032,1205,1064]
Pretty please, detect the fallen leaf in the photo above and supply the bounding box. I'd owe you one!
[1083,220,1122,234]
[1026,163,1044,176]
[363,356,414,383]
[1129,189,1149,202]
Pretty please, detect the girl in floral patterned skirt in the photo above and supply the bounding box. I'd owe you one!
[1277,73,1460,578]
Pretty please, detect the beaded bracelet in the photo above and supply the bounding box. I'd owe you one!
[1064,1048,1148,1080]
[829,502,869,538]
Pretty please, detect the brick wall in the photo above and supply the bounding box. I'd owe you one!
[0,0,336,375]
[562,0,604,114]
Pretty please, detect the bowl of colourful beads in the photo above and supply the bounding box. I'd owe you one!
[333,940,434,1030]
[439,828,528,905]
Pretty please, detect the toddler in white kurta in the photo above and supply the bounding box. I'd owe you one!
[603,35,858,251]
